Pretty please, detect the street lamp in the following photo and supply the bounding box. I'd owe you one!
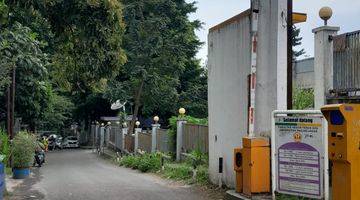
[135,121,140,128]
[179,108,186,118]
[107,122,111,126]
[153,116,159,124]
[122,122,127,128]
[319,6,333,26]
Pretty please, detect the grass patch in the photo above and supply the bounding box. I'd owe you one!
[119,153,162,172]
[118,153,211,185]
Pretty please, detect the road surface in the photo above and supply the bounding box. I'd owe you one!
[10,150,216,200]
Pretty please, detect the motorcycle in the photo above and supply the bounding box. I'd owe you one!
[33,149,45,167]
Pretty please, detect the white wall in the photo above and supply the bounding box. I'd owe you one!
[207,0,288,187]
[208,12,251,187]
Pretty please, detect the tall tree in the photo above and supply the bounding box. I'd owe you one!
[4,0,127,126]
[1,22,50,131]
[106,0,203,133]
[292,25,305,60]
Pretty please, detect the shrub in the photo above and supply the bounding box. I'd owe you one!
[195,165,209,185]
[120,153,162,172]
[12,132,37,168]
[138,153,162,172]
[163,163,192,180]
[0,129,10,164]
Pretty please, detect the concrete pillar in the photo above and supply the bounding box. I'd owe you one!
[134,128,142,151]
[151,124,160,153]
[100,126,105,148]
[176,120,187,161]
[313,26,339,109]
[105,126,111,146]
[121,127,128,150]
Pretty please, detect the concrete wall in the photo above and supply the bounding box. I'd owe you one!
[208,11,251,187]
[293,58,315,89]
[207,0,288,187]
[255,0,288,137]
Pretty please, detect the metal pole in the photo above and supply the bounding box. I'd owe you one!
[287,0,293,109]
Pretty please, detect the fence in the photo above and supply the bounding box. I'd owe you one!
[125,134,135,152]
[182,123,208,153]
[138,132,152,152]
[333,30,360,92]
[156,129,171,153]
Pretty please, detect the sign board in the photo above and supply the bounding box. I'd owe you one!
[273,114,325,199]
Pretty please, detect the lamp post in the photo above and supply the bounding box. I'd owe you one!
[151,116,160,153]
[134,121,141,151]
[319,7,332,26]
[176,108,187,161]
[179,108,186,118]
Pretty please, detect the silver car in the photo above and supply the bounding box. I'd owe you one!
[62,136,79,148]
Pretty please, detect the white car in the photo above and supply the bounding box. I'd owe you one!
[62,136,79,148]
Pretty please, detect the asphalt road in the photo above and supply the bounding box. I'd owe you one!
[10,150,213,200]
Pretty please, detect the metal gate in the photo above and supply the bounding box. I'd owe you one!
[333,31,360,93]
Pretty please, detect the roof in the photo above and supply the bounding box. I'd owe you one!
[209,9,251,33]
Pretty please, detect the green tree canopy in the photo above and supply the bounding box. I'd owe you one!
[106,0,203,133]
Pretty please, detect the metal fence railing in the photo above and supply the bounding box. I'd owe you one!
[333,30,360,92]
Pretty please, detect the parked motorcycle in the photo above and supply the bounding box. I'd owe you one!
[33,149,45,167]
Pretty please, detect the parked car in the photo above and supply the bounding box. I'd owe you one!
[62,136,79,148]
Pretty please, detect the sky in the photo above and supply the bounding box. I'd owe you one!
[187,0,360,65]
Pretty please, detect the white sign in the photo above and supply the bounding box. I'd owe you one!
[272,112,326,199]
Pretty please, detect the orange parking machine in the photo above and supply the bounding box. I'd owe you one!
[234,137,270,196]
[321,104,360,200]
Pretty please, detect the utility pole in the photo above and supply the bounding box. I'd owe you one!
[7,67,15,139]
[287,0,293,110]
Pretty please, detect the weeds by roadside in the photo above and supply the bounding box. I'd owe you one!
[116,151,210,186]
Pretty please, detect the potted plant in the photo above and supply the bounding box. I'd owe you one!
[12,132,37,179]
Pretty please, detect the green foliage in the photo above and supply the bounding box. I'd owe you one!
[40,91,74,131]
[185,150,207,169]
[292,25,305,60]
[293,88,314,110]
[119,153,162,172]
[163,163,192,180]
[12,131,37,168]
[106,0,204,133]
[0,22,50,130]
[195,165,210,185]
[0,129,10,164]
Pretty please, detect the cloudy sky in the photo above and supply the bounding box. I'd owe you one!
[188,0,360,65]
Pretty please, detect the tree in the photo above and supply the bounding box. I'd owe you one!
[0,22,50,131]
[0,0,10,95]
[4,0,127,126]
[106,0,203,133]
[177,59,207,118]
[292,25,305,60]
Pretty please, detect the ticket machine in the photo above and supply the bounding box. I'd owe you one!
[321,104,360,200]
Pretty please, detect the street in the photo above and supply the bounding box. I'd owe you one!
[10,150,214,200]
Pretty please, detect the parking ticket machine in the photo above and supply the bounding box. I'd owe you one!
[321,104,360,200]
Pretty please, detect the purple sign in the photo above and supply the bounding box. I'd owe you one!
[278,142,321,196]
